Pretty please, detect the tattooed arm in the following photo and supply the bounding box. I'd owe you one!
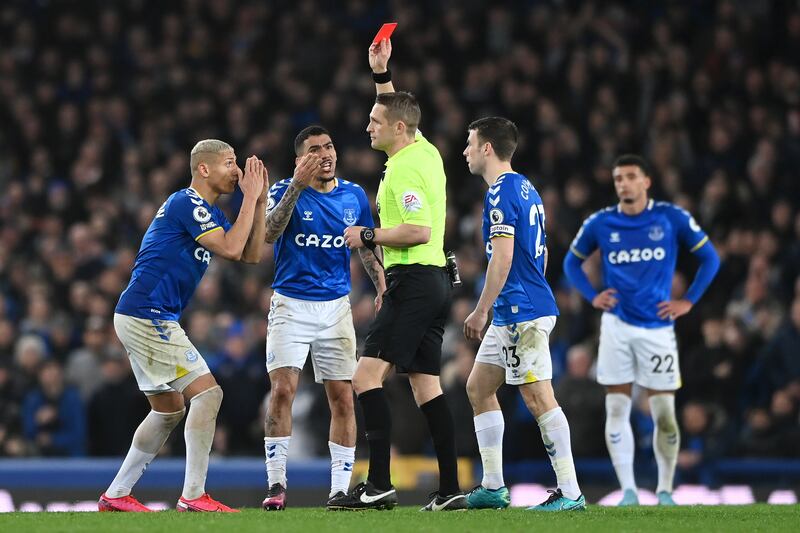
[264,153,320,243]
[265,182,302,243]
[358,247,386,313]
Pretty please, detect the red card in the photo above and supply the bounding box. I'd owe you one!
[372,22,397,44]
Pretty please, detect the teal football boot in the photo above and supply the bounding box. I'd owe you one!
[618,488,639,506]
[527,489,586,511]
[466,486,510,509]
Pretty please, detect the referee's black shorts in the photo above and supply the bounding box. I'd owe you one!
[362,264,452,375]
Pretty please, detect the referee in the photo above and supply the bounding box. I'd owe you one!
[335,38,464,512]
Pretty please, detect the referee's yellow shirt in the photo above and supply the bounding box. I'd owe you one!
[376,132,446,269]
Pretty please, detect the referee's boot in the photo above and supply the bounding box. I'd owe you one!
[326,481,397,510]
[420,491,467,511]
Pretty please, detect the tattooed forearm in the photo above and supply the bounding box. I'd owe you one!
[358,247,386,292]
[265,184,302,243]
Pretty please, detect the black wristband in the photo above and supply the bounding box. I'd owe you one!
[360,227,376,250]
[372,69,392,84]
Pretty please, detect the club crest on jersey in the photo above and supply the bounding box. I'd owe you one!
[185,348,199,362]
[402,191,422,212]
[610,232,621,243]
[193,206,212,223]
[343,208,357,226]
[649,225,665,241]
[489,208,504,224]
[302,210,314,221]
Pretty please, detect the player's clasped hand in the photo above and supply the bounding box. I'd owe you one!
[657,299,693,320]
[257,160,270,203]
[343,225,365,249]
[241,156,265,199]
[291,153,322,189]
[463,308,489,341]
[592,288,619,311]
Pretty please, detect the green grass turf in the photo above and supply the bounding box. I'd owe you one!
[1,505,799,533]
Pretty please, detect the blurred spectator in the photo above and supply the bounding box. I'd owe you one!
[212,321,268,455]
[0,362,27,456]
[21,360,85,456]
[14,334,48,395]
[441,339,479,458]
[681,317,752,416]
[64,316,111,401]
[87,357,150,456]
[677,402,732,484]
[762,296,800,394]
[554,344,605,457]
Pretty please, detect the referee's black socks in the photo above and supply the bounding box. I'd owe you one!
[420,394,460,496]
[358,387,393,491]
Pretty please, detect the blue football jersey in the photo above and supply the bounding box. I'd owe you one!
[268,178,374,301]
[116,187,231,321]
[569,199,710,328]
[482,172,559,325]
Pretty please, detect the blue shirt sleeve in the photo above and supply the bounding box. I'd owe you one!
[684,238,720,304]
[563,251,599,303]
[170,191,226,241]
[355,186,375,227]
[669,205,709,253]
[485,180,518,239]
[569,212,600,259]
[666,206,719,304]
[213,205,232,232]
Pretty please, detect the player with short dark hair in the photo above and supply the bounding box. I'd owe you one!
[330,38,465,512]
[260,125,385,511]
[563,155,720,506]
[467,117,519,161]
[462,118,586,512]
[100,140,268,512]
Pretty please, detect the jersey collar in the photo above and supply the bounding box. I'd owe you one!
[188,187,208,203]
[308,178,339,194]
[617,198,654,214]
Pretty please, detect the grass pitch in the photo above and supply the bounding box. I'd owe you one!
[1,505,798,532]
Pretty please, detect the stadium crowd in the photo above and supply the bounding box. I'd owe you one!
[1,0,799,482]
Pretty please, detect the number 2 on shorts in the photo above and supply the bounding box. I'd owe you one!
[651,354,675,374]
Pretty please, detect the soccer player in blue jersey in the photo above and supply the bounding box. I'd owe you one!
[563,154,720,506]
[100,140,270,512]
[462,117,585,512]
[260,125,385,511]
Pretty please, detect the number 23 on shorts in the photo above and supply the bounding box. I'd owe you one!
[502,344,520,368]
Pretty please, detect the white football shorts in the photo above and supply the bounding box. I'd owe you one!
[597,312,681,390]
[114,313,210,395]
[475,316,557,385]
[266,292,356,383]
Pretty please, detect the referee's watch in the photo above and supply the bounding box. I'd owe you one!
[360,227,376,250]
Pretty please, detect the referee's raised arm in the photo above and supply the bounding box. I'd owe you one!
[369,38,395,94]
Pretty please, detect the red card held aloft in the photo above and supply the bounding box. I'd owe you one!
[372,22,397,44]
